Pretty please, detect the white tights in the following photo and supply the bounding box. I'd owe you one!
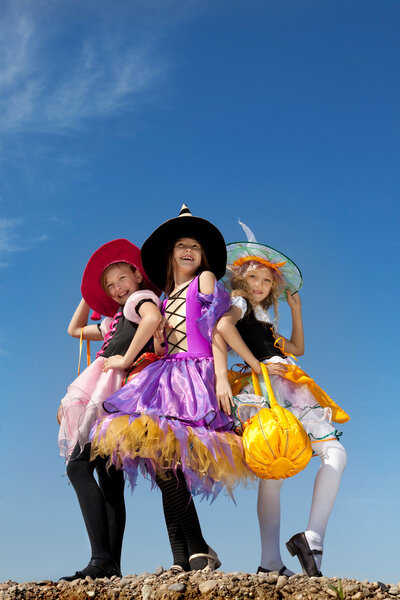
[257,439,347,572]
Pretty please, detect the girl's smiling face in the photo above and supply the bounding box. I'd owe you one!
[173,238,202,274]
[102,263,142,304]
[245,266,274,303]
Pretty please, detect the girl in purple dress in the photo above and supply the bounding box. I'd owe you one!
[91,206,250,571]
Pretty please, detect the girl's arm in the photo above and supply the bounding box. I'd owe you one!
[67,298,103,341]
[275,292,304,356]
[215,306,262,374]
[102,302,163,372]
[198,270,216,294]
[212,331,234,414]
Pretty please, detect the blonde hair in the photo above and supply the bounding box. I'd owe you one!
[101,262,142,294]
[231,263,285,326]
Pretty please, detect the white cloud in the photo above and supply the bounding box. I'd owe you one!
[0,0,179,134]
[0,218,23,252]
[0,217,47,257]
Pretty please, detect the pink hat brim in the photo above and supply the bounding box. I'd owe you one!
[81,239,159,317]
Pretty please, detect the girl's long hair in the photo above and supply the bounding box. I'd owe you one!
[164,239,210,295]
[231,264,285,326]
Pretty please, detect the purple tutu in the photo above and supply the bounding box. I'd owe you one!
[90,277,252,498]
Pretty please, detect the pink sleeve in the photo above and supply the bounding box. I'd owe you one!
[99,317,113,338]
[123,290,161,324]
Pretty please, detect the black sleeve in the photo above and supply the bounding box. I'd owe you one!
[135,298,157,316]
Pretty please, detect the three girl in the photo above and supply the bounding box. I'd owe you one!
[90,206,250,572]
[214,224,349,577]
[58,239,162,580]
[59,215,347,578]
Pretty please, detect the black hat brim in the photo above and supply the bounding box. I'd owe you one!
[141,216,227,290]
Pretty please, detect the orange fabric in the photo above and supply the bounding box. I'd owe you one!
[232,255,286,272]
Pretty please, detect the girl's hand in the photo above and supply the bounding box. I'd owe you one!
[215,374,234,415]
[153,317,167,345]
[266,363,286,376]
[250,360,262,376]
[102,355,127,372]
[286,290,301,311]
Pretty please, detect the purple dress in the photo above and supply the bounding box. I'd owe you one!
[90,277,251,498]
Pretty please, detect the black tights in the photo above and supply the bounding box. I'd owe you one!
[156,470,208,570]
[67,443,126,568]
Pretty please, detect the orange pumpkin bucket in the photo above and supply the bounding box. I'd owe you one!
[243,363,312,479]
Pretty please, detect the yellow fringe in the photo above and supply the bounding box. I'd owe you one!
[90,414,252,490]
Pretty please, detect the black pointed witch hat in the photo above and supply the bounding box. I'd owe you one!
[141,205,227,290]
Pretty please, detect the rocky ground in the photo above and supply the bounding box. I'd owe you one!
[1,568,398,600]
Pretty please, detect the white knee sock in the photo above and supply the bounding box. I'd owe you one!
[305,440,347,570]
[257,478,294,575]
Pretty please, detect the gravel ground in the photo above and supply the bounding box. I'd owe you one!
[1,568,398,600]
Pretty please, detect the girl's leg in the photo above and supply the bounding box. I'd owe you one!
[304,439,347,570]
[156,470,209,570]
[63,443,119,580]
[257,478,294,575]
[96,459,126,570]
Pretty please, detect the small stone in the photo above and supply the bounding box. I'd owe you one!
[389,587,400,595]
[116,577,131,588]
[276,575,288,590]
[327,588,337,597]
[168,582,186,592]
[352,593,363,600]
[199,579,218,594]
[87,592,95,598]
[343,584,359,594]
[141,583,152,600]
[295,594,303,600]
[153,566,164,576]
[371,582,379,589]
[378,582,389,591]
[258,571,279,584]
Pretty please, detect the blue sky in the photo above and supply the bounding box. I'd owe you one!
[0,0,399,584]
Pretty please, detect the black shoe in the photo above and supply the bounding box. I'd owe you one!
[60,559,122,581]
[257,565,290,576]
[286,532,322,577]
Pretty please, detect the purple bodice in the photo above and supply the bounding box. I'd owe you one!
[162,276,230,358]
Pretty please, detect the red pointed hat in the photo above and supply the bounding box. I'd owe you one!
[81,239,159,317]
[141,204,227,290]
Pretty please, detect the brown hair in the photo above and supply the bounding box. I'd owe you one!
[231,265,285,326]
[101,262,142,294]
[164,238,210,295]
